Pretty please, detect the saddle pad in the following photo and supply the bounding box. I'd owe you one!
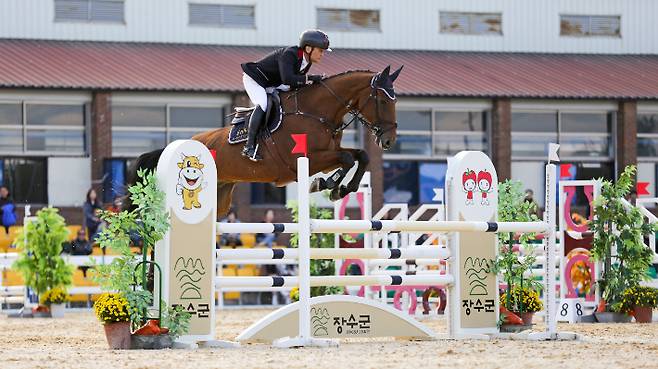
[228,95,283,144]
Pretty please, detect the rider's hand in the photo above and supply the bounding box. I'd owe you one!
[306,74,324,84]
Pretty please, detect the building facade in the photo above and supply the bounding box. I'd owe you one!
[1,0,658,224]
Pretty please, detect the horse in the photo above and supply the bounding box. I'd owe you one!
[130,65,402,216]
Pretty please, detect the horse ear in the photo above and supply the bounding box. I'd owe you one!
[380,65,391,81]
[390,65,403,82]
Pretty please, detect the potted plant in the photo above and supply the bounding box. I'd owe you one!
[617,286,658,323]
[93,293,132,349]
[491,180,541,330]
[591,165,657,322]
[288,200,343,301]
[500,286,543,325]
[13,207,74,317]
[93,169,190,349]
[40,287,69,318]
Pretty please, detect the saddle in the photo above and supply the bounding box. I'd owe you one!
[228,91,283,144]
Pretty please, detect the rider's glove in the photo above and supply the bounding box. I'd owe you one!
[306,74,324,84]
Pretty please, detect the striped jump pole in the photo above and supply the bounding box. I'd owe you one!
[310,219,549,234]
[216,274,455,288]
[217,246,450,261]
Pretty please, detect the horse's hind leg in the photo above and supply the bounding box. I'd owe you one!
[217,182,236,217]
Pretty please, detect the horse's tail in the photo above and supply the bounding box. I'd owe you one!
[123,148,165,211]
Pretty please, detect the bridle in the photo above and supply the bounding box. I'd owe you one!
[285,73,398,141]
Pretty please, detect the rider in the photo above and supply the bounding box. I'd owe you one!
[240,29,331,161]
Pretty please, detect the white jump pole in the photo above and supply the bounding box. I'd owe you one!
[273,156,335,348]
[528,143,577,341]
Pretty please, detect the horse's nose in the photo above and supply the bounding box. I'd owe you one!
[382,138,392,149]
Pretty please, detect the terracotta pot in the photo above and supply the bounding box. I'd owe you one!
[103,321,132,350]
[634,306,653,323]
[517,311,535,325]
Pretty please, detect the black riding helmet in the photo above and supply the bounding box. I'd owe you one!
[299,29,332,51]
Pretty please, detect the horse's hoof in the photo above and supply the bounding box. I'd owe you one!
[329,186,347,201]
[309,178,325,193]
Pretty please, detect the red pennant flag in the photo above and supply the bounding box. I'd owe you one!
[209,149,217,160]
[560,164,573,178]
[637,182,650,196]
[291,134,308,156]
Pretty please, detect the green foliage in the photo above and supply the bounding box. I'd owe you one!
[162,304,192,339]
[591,165,657,312]
[287,199,342,298]
[93,169,175,331]
[12,207,74,296]
[491,180,542,310]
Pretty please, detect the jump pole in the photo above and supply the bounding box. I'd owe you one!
[528,143,577,340]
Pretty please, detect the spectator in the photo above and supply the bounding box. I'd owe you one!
[219,209,243,247]
[83,188,104,240]
[0,186,17,234]
[66,229,93,256]
[524,189,541,219]
[106,197,123,213]
[256,209,276,248]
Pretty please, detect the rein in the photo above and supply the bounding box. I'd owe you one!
[283,74,397,139]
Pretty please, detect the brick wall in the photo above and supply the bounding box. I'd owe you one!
[491,98,511,181]
[90,91,112,200]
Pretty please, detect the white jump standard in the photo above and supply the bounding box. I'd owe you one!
[155,139,577,348]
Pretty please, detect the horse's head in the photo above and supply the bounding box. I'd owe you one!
[358,65,402,150]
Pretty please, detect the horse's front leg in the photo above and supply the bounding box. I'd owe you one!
[340,149,369,196]
[306,150,355,199]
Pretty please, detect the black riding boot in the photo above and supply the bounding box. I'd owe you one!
[242,106,265,162]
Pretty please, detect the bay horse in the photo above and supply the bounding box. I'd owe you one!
[130,65,402,216]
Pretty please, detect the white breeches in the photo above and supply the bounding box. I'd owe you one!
[243,73,268,110]
[243,73,291,111]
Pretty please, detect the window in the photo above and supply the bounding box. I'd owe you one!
[0,102,87,155]
[511,111,612,159]
[440,12,502,35]
[111,104,225,157]
[387,109,488,159]
[317,8,380,32]
[434,111,487,156]
[189,4,255,28]
[388,110,431,156]
[560,15,620,37]
[55,0,125,23]
[637,113,658,158]
[511,112,558,158]
[559,112,612,158]
[0,157,48,204]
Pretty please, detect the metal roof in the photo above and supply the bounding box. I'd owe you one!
[2,39,658,99]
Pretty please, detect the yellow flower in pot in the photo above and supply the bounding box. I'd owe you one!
[617,286,658,323]
[93,293,132,349]
[40,287,70,318]
[500,286,543,325]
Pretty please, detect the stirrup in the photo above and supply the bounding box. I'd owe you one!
[242,144,262,162]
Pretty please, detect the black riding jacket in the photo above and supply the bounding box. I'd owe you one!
[241,46,312,89]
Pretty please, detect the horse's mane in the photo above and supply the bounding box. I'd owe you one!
[324,69,375,81]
